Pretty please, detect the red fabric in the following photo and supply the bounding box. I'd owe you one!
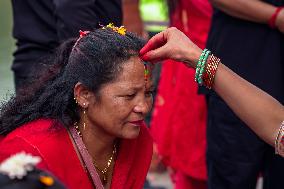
[0,119,153,189]
[150,0,212,181]
[111,122,153,188]
[174,171,207,189]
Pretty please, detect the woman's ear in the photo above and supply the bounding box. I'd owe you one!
[73,82,95,108]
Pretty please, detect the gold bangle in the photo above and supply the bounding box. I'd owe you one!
[275,121,284,155]
[204,55,220,89]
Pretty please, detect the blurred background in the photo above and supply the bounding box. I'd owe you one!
[0,0,14,101]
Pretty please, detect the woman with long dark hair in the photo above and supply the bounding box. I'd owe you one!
[0,27,154,189]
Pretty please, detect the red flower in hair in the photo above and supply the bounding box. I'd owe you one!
[79,30,90,38]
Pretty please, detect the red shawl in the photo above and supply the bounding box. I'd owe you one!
[0,119,153,189]
[150,0,212,181]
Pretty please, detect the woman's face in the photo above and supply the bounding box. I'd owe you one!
[86,56,154,139]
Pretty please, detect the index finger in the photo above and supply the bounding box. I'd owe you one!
[139,31,167,55]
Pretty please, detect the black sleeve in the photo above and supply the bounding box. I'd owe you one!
[53,0,98,41]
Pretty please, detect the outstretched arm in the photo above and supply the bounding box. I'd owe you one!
[210,0,275,23]
[209,0,284,33]
[212,63,284,146]
[140,27,284,146]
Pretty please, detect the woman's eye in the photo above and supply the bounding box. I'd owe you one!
[125,93,136,99]
[145,90,154,97]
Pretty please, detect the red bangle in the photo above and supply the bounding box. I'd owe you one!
[268,7,284,29]
[202,55,220,89]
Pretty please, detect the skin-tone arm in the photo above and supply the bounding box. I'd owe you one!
[122,0,148,38]
[140,27,284,146]
[209,0,284,33]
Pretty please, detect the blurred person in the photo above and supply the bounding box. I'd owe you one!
[11,0,122,93]
[0,27,153,189]
[201,0,284,188]
[123,0,147,38]
[0,152,66,189]
[150,1,212,189]
[139,0,168,38]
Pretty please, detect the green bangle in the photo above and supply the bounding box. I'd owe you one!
[195,49,208,82]
[197,50,211,85]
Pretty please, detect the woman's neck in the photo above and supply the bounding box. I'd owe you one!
[71,121,116,188]
[78,120,116,162]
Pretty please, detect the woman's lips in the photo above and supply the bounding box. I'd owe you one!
[129,120,144,126]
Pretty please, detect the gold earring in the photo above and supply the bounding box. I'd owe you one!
[74,97,78,104]
[83,103,86,130]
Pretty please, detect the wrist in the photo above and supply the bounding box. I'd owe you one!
[275,8,284,30]
[268,7,284,29]
[183,48,202,69]
[193,49,203,69]
[194,51,220,89]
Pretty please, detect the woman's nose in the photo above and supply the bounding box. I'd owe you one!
[133,98,152,115]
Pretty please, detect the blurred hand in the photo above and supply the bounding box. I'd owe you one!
[139,27,202,68]
[276,9,284,33]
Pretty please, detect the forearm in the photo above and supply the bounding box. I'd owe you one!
[122,0,145,36]
[212,63,284,146]
[210,0,277,24]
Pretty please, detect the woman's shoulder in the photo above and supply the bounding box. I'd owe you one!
[3,119,64,140]
[0,119,69,167]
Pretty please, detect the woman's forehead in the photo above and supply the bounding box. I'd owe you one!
[104,57,153,90]
[117,57,145,80]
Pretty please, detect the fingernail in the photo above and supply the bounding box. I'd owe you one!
[139,49,145,55]
[141,54,149,61]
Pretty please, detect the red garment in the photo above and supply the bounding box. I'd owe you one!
[174,170,207,189]
[0,119,153,189]
[150,0,212,182]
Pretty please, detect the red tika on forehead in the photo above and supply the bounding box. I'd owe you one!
[144,63,150,83]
